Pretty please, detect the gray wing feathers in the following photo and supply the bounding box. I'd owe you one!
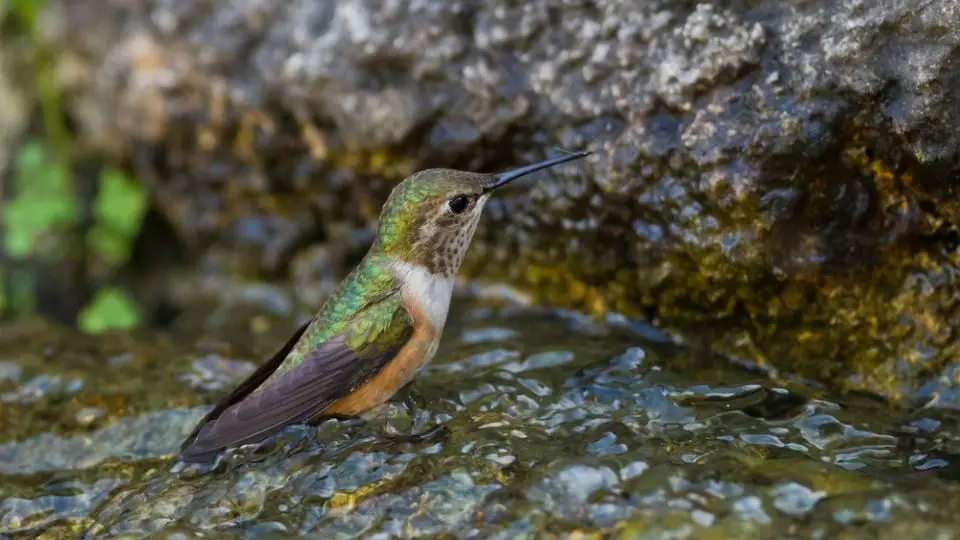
[179,334,398,463]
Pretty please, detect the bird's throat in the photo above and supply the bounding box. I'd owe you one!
[389,259,456,333]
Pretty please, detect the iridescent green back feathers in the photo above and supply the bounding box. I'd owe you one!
[274,255,407,378]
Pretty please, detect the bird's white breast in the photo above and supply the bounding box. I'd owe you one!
[390,259,455,332]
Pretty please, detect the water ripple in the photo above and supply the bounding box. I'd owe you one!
[1,301,960,536]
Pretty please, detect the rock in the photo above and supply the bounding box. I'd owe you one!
[31,0,960,401]
[3,298,960,537]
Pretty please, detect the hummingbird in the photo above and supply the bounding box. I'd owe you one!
[179,151,591,463]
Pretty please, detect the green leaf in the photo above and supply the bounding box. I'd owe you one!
[10,0,41,28]
[94,168,148,236]
[88,168,147,265]
[5,140,78,259]
[13,140,48,188]
[5,192,77,259]
[13,139,70,197]
[78,287,142,334]
[86,226,130,265]
[4,202,36,258]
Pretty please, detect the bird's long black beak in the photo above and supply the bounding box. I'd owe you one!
[483,151,592,193]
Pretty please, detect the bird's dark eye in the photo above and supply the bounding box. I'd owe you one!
[448,195,469,214]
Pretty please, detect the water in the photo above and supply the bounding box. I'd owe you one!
[1,297,960,538]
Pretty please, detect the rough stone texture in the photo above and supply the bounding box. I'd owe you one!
[5,298,960,537]
[33,0,960,403]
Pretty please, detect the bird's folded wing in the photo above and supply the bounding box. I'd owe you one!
[180,294,412,462]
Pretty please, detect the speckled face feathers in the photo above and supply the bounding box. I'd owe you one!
[409,193,489,277]
[372,169,490,275]
[372,152,592,276]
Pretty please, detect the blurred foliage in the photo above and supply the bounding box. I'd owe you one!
[2,0,150,332]
[89,168,150,266]
[5,140,76,259]
[77,286,141,333]
[2,139,148,332]
[9,0,69,153]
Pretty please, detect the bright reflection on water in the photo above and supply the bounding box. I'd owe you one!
[1,298,960,538]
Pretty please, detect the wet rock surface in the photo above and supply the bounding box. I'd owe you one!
[33,0,960,400]
[3,293,960,538]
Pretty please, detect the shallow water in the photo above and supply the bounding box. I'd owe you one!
[2,295,960,539]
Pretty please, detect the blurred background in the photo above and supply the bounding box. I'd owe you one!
[6,0,960,536]
[8,0,960,412]
[2,0,149,332]
[5,0,960,403]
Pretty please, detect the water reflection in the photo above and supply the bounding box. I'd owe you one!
[1,297,960,537]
